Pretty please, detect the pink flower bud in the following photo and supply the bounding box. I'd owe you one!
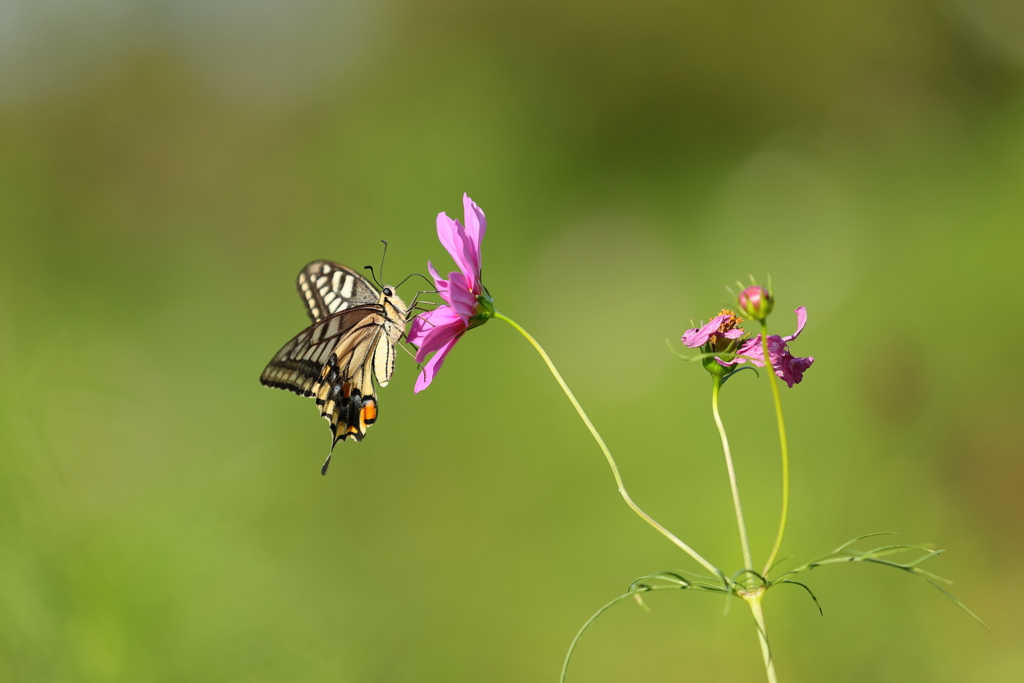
[738,285,773,321]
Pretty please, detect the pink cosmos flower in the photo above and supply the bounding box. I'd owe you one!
[729,306,814,387]
[682,309,746,352]
[407,194,492,393]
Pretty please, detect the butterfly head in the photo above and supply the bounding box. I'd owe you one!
[379,285,409,320]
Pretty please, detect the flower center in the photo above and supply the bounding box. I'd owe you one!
[715,309,743,334]
[709,309,744,353]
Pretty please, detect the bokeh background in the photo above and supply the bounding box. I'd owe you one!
[2,0,1023,681]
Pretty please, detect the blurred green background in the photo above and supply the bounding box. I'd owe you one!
[2,0,1022,681]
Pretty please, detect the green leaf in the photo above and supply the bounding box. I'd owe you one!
[780,580,822,616]
[769,533,987,630]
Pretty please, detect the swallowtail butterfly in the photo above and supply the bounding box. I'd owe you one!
[260,260,409,474]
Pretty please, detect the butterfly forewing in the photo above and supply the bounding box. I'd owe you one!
[298,261,380,323]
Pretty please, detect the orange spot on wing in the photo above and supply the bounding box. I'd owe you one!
[362,402,377,423]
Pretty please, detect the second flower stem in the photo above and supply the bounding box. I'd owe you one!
[494,312,724,583]
[760,321,790,577]
[712,375,753,576]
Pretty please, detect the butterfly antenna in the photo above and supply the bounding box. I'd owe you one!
[364,240,389,289]
[321,448,334,476]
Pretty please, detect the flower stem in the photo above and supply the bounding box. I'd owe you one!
[747,594,779,683]
[760,321,790,577]
[494,312,724,583]
[712,375,753,577]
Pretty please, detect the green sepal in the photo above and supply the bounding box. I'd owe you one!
[702,350,733,377]
[468,288,495,330]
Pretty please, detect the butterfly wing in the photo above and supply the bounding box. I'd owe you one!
[297,260,380,323]
[260,305,384,444]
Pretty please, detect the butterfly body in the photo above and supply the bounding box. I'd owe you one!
[260,261,408,473]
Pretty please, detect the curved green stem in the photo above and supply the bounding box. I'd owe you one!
[760,321,790,577]
[494,312,724,582]
[712,375,753,577]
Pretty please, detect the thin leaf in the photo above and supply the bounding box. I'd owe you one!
[560,584,715,683]
[731,568,768,588]
[858,543,936,558]
[913,575,989,631]
[903,550,946,567]
[770,536,987,630]
[721,365,759,385]
[780,580,823,616]
[830,532,900,555]
[766,555,795,574]
[664,338,690,360]
[561,593,637,683]
[628,570,729,594]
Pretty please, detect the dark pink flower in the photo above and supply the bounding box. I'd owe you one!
[682,310,747,378]
[408,194,493,393]
[730,307,814,387]
[682,310,746,352]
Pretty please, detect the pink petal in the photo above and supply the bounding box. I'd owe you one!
[734,337,766,366]
[435,212,478,291]
[681,314,730,348]
[738,335,787,366]
[461,193,486,276]
[406,309,437,348]
[435,213,460,266]
[409,305,463,346]
[428,261,450,299]
[414,333,462,393]
[783,306,808,343]
[788,355,814,385]
[446,271,479,321]
[776,352,814,387]
[720,335,777,369]
[408,306,465,361]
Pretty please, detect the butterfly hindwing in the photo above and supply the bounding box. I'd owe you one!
[313,310,385,441]
[260,306,380,398]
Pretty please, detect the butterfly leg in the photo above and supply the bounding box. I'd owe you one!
[407,287,438,311]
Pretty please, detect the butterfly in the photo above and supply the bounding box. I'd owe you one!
[260,260,409,475]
